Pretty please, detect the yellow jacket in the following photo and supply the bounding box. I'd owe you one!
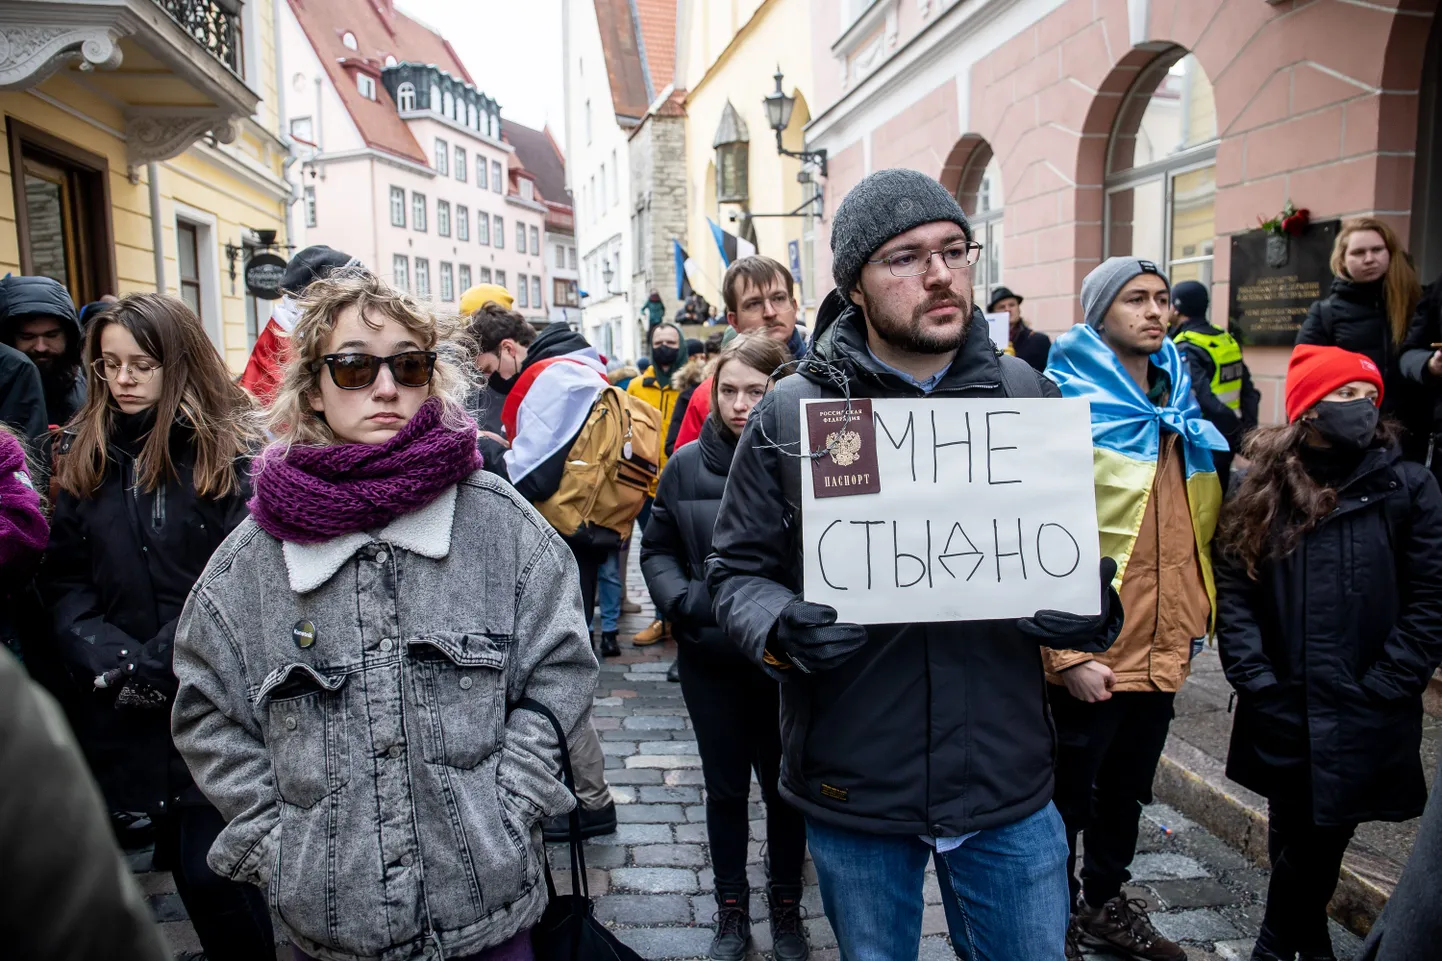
[626,366,681,494]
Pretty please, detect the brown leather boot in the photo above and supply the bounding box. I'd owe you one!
[631,619,668,646]
[1077,895,1186,961]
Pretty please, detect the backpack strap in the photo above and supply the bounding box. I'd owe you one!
[997,353,1044,398]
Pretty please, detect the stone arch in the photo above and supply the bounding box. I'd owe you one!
[938,134,989,205]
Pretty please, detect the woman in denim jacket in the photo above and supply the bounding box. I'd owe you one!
[172,271,598,961]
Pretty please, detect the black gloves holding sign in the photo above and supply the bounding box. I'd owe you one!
[1016,557,1123,653]
[766,600,869,674]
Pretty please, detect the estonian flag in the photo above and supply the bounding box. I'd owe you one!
[673,240,696,301]
[708,218,757,267]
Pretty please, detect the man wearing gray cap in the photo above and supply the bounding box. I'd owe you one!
[707,168,1123,960]
[1045,257,1230,961]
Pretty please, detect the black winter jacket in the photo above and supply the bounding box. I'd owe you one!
[1216,444,1442,825]
[39,413,251,812]
[641,417,737,652]
[0,342,47,447]
[0,274,86,429]
[706,289,1104,837]
[1010,323,1051,373]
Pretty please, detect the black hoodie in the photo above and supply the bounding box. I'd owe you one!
[0,276,85,429]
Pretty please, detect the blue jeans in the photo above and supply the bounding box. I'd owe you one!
[597,550,622,633]
[806,803,1070,961]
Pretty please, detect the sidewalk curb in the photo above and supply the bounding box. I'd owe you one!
[1153,736,1393,937]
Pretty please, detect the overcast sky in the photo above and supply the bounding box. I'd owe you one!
[398,0,568,149]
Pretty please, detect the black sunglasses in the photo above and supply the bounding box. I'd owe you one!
[313,350,437,390]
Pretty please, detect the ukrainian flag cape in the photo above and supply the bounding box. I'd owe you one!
[1046,324,1227,635]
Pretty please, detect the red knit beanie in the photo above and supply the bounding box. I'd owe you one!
[1284,344,1384,423]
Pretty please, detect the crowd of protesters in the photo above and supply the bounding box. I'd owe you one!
[2,168,1442,961]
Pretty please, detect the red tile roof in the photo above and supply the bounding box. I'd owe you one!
[593,0,676,122]
[287,0,478,165]
[633,0,675,92]
[505,122,572,208]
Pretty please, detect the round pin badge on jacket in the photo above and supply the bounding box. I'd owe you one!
[293,620,317,649]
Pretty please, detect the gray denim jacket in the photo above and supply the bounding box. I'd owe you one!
[172,470,598,961]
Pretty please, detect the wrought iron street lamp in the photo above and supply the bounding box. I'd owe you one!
[762,68,827,177]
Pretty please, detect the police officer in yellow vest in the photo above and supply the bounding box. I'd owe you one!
[1169,280,1260,491]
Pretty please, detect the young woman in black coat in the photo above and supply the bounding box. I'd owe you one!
[640,333,809,961]
[40,294,273,960]
[1214,344,1442,961]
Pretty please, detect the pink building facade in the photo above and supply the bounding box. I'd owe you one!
[807,0,1442,420]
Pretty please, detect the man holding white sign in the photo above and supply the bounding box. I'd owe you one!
[707,169,1122,961]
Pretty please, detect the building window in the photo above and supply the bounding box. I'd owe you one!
[434,138,448,175]
[289,116,313,142]
[396,83,416,112]
[477,156,488,189]
[532,276,542,310]
[467,102,478,130]
[393,254,409,292]
[956,148,1004,310]
[443,90,454,119]
[1104,51,1218,288]
[342,31,358,50]
[390,185,405,226]
[357,73,376,100]
[610,149,618,206]
[415,257,431,298]
[495,216,504,249]
[412,192,427,231]
[529,226,540,255]
[304,186,317,227]
[477,211,490,245]
[440,262,454,301]
[554,278,578,307]
[516,221,526,251]
[555,244,565,268]
[455,146,466,182]
[176,221,203,320]
[517,273,529,308]
[495,269,506,289]
[569,247,577,269]
[456,204,469,241]
[585,99,592,144]
[598,164,606,210]
[437,200,451,237]
[520,179,534,201]
[458,264,471,291]
[714,101,750,204]
[430,83,441,112]
[491,161,502,193]
[479,266,492,283]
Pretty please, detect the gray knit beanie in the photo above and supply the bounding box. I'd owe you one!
[831,168,971,294]
[1080,256,1169,329]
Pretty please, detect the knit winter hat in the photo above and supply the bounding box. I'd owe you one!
[1284,344,1384,423]
[280,245,359,296]
[830,168,971,294]
[1171,280,1209,320]
[1081,257,1169,330]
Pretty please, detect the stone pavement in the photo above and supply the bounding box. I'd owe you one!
[130,546,1367,960]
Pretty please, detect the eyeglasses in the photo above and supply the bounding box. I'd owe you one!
[868,241,984,277]
[92,358,161,384]
[313,351,437,390]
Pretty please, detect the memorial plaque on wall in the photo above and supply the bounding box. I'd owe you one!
[1228,219,1339,347]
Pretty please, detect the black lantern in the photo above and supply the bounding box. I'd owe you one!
[761,67,827,178]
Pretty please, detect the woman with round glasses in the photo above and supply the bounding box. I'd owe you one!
[171,270,598,961]
[40,293,274,960]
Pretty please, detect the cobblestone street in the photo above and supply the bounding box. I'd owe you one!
[133,550,1365,960]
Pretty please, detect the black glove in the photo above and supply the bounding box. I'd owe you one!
[1016,557,1123,652]
[769,600,869,674]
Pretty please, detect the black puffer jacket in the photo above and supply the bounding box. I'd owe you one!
[0,275,86,429]
[1216,444,1442,825]
[39,412,251,812]
[641,417,737,652]
[706,289,1106,838]
[0,342,46,446]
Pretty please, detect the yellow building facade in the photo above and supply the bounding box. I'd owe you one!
[677,0,817,313]
[1,0,291,372]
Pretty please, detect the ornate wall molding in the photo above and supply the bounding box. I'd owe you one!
[0,24,123,90]
[126,110,238,166]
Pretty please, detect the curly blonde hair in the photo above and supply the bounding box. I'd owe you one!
[266,269,475,448]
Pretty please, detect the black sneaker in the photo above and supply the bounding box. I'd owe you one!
[1078,895,1186,961]
[710,888,751,961]
[111,810,154,849]
[599,631,620,657]
[666,661,680,682]
[542,800,617,842]
[768,884,809,961]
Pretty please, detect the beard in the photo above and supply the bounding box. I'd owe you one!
[861,288,972,355]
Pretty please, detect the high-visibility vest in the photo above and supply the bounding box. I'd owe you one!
[1173,328,1245,410]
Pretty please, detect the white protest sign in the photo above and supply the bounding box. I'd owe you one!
[800,397,1100,624]
[983,311,1011,351]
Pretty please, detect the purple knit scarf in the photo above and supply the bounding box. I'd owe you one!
[249,398,481,544]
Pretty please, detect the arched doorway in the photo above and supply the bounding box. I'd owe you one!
[1412,8,1442,281]
[1104,50,1219,292]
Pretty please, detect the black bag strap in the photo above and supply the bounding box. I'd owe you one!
[997,353,1043,398]
[512,697,588,901]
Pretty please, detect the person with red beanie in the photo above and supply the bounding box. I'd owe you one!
[1213,344,1442,961]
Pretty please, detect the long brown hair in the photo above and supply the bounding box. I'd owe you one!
[1217,417,1401,579]
[1331,217,1420,351]
[55,294,256,499]
[708,332,792,434]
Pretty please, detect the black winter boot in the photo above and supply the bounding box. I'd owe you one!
[709,887,750,961]
[768,884,810,961]
[599,631,620,657]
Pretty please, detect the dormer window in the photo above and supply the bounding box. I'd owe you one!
[430,83,441,113]
[467,103,478,129]
[520,179,534,201]
[384,55,397,67]
[342,31,358,50]
[357,74,376,100]
[442,90,453,118]
[397,82,415,112]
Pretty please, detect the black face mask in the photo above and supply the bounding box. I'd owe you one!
[1310,398,1380,451]
[651,345,679,368]
[488,370,519,394]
